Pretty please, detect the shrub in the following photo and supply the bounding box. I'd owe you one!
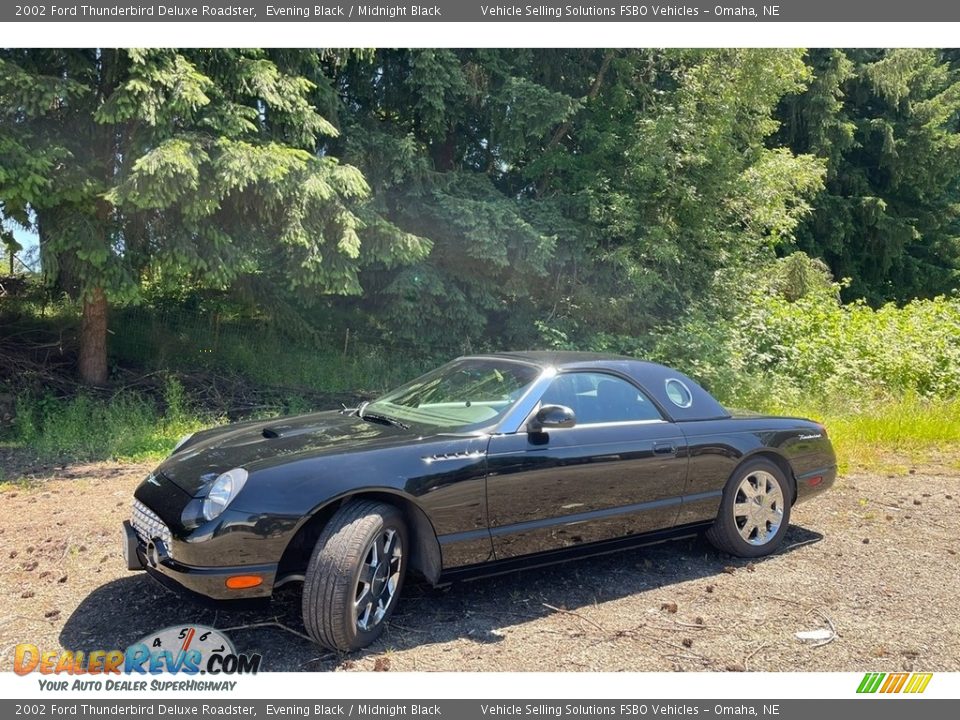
[13,379,208,461]
[644,256,960,410]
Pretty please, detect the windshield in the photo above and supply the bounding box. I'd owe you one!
[363,358,541,432]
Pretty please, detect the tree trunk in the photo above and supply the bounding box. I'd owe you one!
[78,287,109,385]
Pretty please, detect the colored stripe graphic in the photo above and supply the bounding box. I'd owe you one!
[856,673,885,693]
[904,673,933,694]
[857,672,932,694]
[880,673,908,693]
[891,673,910,693]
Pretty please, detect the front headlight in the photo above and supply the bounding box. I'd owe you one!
[202,468,249,521]
[171,433,194,454]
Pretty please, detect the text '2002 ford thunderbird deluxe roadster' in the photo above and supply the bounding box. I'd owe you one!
[123,352,836,650]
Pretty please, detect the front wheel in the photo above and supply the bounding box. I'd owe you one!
[302,500,408,651]
[706,458,792,558]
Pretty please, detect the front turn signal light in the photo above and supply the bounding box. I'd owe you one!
[225,575,263,589]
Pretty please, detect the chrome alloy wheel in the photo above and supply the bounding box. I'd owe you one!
[355,528,403,631]
[733,470,784,546]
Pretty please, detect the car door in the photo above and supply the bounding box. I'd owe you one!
[485,371,688,560]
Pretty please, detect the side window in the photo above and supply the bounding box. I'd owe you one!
[539,372,663,425]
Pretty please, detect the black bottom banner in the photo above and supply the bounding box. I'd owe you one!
[3,700,957,720]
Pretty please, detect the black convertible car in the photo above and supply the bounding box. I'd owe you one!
[123,352,836,651]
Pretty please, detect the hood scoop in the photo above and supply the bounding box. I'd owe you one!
[261,424,328,440]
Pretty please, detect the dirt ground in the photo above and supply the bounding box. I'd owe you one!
[1,451,958,672]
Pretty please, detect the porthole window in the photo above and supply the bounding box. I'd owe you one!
[665,378,693,408]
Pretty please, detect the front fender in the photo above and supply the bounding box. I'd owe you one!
[279,488,444,585]
[231,437,492,569]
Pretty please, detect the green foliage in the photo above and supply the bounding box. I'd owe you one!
[779,396,960,471]
[512,49,825,340]
[327,49,831,351]
[777,49,960,303]
[1,227,22,256]
[107,306,431,393]
[3,48,960,469]
[13,377,208,461]
[0,49,431,383]
[648,253,960,408]
[5,47,960,357]
[332,49,582,351]
[738,292,960,402]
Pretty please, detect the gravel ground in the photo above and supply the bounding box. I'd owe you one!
[1,453,958,672]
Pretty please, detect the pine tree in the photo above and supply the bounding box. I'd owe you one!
[777,49,960,302]
[0,49,427,383]
[330,49,581,350]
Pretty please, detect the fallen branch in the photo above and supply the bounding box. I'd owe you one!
[664,653,711,663]
[386,623,428,634]
[743,642,770,671]
[768,595,805,606]
[542,602,606,632]
[219,619,314,643]
[806,609,838,648]
[777,536,824,553]
[605,625,711,660]
[867,499,903,512]
[299,654,337,668]
[672,619,720,630]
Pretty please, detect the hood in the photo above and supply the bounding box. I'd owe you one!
[156,410,418,496]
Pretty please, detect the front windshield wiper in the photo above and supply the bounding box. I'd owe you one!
[360,412,409,430]
[357,402,409,429]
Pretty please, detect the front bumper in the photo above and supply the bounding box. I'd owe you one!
[122,520,277,602]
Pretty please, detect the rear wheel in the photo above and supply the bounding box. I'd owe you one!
[302,500,407,651]
[706,458,792,558]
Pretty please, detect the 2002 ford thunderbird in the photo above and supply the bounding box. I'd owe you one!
[123,352,836,650]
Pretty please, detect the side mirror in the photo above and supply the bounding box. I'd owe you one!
[527,404,576,432]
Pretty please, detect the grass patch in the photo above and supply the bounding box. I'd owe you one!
[7,366,960,472]
[110,308,433,394]
[0,476,40,492]
[772,396,960,472]
[2,303,435,463]
[11,378,215,462]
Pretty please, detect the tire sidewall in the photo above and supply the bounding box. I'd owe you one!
[342,506,409,650]
[718,458,793,558]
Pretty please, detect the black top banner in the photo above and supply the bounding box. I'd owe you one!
[4,1,960,22]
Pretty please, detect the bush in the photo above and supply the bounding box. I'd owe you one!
[108,307,432,394]
[644,255,960,410]
[13,377,208,461]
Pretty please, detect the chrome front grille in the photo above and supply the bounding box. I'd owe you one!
[131,499,173,553]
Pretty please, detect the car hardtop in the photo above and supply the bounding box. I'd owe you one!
[461,351,731,422]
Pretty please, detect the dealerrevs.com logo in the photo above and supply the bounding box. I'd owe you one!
[857,672,933,694]
[14,625,261,689]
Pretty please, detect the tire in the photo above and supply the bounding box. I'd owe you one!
[705,458,793,558]
[302,500,408,651]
